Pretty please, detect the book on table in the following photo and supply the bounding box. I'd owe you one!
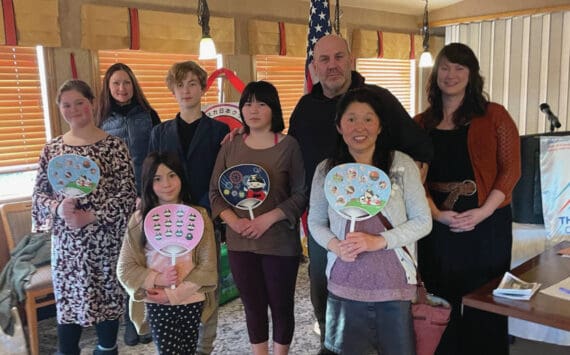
[492,272,541,300]
[558,246,570,258]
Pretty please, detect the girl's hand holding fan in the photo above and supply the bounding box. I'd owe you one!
[154,265,178,288]
[58,200,97,228]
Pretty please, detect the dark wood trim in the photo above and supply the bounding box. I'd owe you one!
[463,241,570,331]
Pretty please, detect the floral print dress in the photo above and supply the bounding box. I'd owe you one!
[32,135,136,326]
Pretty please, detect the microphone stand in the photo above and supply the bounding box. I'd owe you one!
[549,115,555,133]
[547,114,562,133]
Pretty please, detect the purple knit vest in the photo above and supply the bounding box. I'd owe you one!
[328,215,416,302]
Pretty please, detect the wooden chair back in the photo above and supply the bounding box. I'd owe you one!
[0,199,54,355]
[0,200,33,251]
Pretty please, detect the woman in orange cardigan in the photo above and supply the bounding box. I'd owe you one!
[414,43,521,355]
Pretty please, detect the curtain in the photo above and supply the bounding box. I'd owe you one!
[81,4,234,55]
[446,11,570,134]
[0,0,60,46]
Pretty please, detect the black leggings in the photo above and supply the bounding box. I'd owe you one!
[228,251,300,345]
[57,319,119,354]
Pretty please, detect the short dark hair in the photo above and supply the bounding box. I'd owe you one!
[56,80,95,105]
[238,81,285,134]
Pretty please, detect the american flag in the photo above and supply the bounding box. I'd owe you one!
[305,0,332,93]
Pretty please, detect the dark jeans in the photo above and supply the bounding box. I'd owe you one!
[308,230,329,344]
[325,294,415,355]
[228,250,300,344]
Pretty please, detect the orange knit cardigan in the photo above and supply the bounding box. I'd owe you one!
[414,102,521,209]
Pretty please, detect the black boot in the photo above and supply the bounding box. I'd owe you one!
[92,344,118,355]
[317,347,338,355]
[139,332,153,344]
[123,299,139,346]
[124,299,152,345]
[54,351,80,355]
[123,319,139,346]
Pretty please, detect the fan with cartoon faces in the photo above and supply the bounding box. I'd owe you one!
[218,164,270,220]
[324,163,391,232]
[143,204,204,289]
[47,154,100,197]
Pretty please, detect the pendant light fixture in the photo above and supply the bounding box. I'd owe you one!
[198,0,217,60]
[419,0,433,68]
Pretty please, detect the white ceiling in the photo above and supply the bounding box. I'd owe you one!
[306,0,463,16]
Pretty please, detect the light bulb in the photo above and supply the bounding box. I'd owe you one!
[419,50,433,68]
[199,36,217,60]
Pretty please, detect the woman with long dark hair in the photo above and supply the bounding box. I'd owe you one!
[98,62,160,345]
[98,63,160,195]
[415,43,521,355]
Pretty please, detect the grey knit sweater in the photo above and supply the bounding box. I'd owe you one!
[308,151,432,286]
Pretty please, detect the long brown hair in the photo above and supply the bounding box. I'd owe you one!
[97,63,154,126]
[423,43,488,130]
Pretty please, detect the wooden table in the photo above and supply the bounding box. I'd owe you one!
[462,241,570,331]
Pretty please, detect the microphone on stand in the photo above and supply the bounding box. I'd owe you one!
[540,103,562,129]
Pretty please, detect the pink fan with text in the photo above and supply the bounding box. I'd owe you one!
[143,204,204,288]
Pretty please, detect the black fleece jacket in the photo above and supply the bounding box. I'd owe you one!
[288,71,434,195]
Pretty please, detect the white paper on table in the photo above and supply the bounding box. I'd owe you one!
[539,276,570,301]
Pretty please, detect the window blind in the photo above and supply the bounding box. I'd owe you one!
[0,46,45,170]
[254,55,306,131]
[446,11,570,134]
[356,58,415,116]
[254,56,416,129]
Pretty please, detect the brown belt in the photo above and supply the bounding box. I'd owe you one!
[428,179,477,211]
